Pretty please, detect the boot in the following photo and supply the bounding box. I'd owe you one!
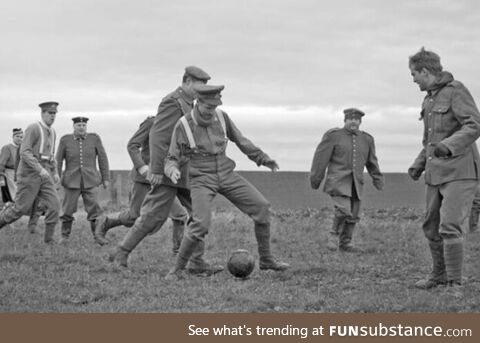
[171,219,185,255]
[44,223,56,244]
[254,222,289,271]
[60,221,72,242]
[327,216,344,251]
[469,207,480,233]
[444,238,464,286]
[108,246,130,268]
[28,213,40,234]
[94,214,123,246]
[414,240,447,289]
[165,236,200,280]
[0,215,8,230]
[90,220,96,237]
[339,221,360,252]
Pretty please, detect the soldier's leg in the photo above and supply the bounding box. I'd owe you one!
[169,196,189,255]
[0,176,39,229]
[439,180,477,287]
[220,172,289,271]
[36,178,61,243]
[81,187,102,236]
[415,184,446,289]
[339,193,362,252]
[27,198,41,234]
[59,188,80,240]
[469,183,480,233]
[110,184,178,267]
[329,196,351,251]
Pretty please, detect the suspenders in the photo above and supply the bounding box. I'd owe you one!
[179,109,226,149]
[36,122,56,159]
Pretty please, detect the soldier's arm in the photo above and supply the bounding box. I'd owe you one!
[55,137,66,178]
[95,134,110,182]
[365,135,384,190]
[223,111,272,166]
[127,117,152,172]
[150,99,181,175]
[441,84,480,156]
[310,132,334,189]
[0,145,10,174]
[20,124,44,174]
[164,121,188,183]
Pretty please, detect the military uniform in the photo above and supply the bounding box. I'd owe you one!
[409,71,480,287]
[310,108,384,251]
[94,116,188,253]
[0,142,19,203]
[0,102,61,243]
[56,117,110,239]
[469,184,480,233]
[109,66,210,270]
[164,84,289,279]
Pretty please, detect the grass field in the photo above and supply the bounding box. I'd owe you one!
[1,205,479,313]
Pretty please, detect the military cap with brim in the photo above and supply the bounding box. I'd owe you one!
[12,128,23,136]
[194,84,224,106]
[343,108,365,119]
[39,101,59,112]
[72,116,89,124]
[185,66,211,82]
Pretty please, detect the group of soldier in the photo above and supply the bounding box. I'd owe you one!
[1,47,480,289]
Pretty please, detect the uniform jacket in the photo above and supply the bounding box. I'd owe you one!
[150,87,194,188]
[409,72,480,186]
[127,116,154,184]
[0,143,18,173]
[165,108,272,188]
[310,127,384,199]
[56,133,109,189]
[17,121,58,179]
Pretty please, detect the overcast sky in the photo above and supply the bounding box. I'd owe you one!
[1,0,479,172]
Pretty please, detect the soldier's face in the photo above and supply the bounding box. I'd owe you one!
[41,110,56,126]
[186,78,207,98]
[13,133,23,145]
[344,118,361,131]
[197,102,218,120]
[409,65,430,91]
[73,123,87,136]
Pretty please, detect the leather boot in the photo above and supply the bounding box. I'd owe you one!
[444,238,464,286]
[94,214,123,246]
[165,236,200,280]
[44,223,56,244]
[414,240,447,289]
[254,222,289,271]
[171,219,185,255]
[108,246,130,268]
[60,221,72,242]
[327,216,345,251]
[90,220,96,236]
[339,221,360,252]
[28,212,40,234]
[0,215,8,230]
[469,207,480,233]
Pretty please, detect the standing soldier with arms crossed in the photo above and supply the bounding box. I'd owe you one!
[94,115,188,256]
[310,108,384,252]
[56,116,110,242]
[408,47,480,291]
[0,102,61,243]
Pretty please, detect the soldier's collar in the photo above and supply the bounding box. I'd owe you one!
[74,133,86,140]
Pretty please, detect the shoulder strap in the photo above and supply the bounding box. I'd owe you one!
[37,122,45,155]
[176,97,190,116]
[179,116,196,148]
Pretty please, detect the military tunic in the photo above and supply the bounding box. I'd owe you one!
[409,71,480,240]
[0,143,19,202]
[165,108,273,241]
[310,127,383,221]
[0,121,60,227]
[56,132,109,223]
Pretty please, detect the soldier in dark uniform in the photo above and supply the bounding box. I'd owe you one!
[310,108,384,252]
[0,128,24,205]
[56,116,110,241]
[164,84,289,280]
[408,47,480,290]
[0,102,61,243]
[108,66,217,274]
[94,115,189,255]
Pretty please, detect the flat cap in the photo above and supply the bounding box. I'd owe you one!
[343,108,365,119]
[12,128,23,136]
[39,101,59,112]
[72,116,89,124]
[184,66,211,82]
[194,84,224,106]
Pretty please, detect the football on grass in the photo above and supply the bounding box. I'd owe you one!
[227,249,255,278]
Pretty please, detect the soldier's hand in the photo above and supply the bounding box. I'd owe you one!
[166,168,181,184]
[138,165,150,177]
[39,168,50,181]
[408,167,422,181]
[264,159,279,172]
[103,180,110,189]
[53,174,60,184]
[148,173,163,186]
[433,143,451,158]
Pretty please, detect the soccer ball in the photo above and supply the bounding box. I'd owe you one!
[227,249,255,278]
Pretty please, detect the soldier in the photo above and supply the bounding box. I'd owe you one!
[94,115,188,256]
[310,108,384,252]
[0,128,24,205]
[164,84,289,280]
[0,102,61,243]
[56,116,110,241]
[408,47,480,290]
[468,185,480,233]
[107,66,218,275]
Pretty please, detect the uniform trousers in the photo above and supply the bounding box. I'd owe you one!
[331,184,361,223]
[60,186,102,223]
